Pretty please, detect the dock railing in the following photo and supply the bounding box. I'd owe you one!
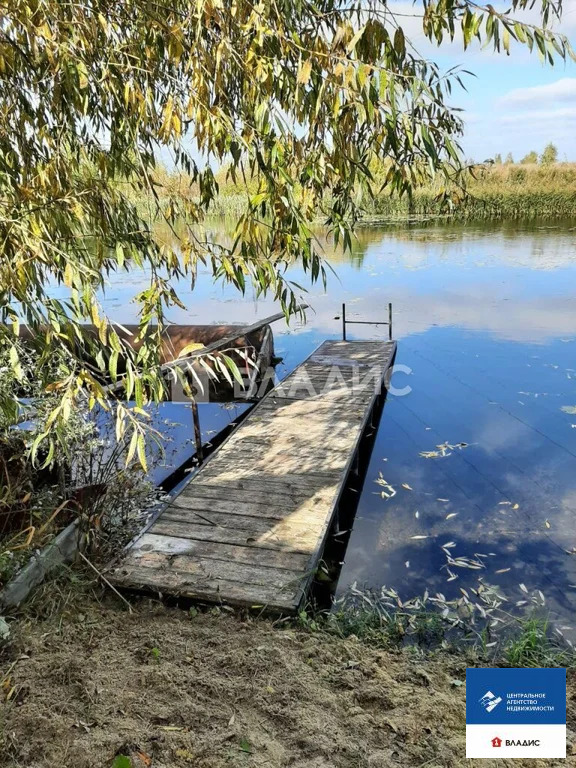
[336,302,393,341]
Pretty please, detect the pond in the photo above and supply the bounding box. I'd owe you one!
[61,218,576,629]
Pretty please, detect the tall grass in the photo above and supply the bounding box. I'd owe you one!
[127,162,576,222]
[363,163,576,221]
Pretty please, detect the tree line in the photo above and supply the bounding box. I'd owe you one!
[494,143,560,165]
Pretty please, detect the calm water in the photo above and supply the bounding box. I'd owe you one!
[55,219,576,626]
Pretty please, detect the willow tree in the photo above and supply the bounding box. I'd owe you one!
[0,0,573,459]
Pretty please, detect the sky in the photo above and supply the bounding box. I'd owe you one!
[390,0,576,161]
[170,1,576,170]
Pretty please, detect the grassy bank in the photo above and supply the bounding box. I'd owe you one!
[1,571,575,768]
[138,163,576,222]
[365,163,576,221]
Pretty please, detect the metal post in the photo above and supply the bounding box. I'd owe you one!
[388,302,393,341]
[190,398,204,464]
[342,302,346,341]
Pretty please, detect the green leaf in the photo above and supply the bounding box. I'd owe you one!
[239,739,253,754]
[112,757,132,768]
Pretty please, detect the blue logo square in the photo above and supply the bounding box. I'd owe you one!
[466,668,566,725]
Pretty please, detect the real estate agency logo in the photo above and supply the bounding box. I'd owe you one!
[490,735,542,749]
[479,690,503,713]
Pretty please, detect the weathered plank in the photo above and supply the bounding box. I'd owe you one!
[168,491,335,520]
[129,533,312,570]
[111,565,301,609]
[108,339,396,612]
[150,519,321,552]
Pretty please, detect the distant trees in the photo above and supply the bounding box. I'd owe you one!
[540,143,559,165]
[494,146,560,166]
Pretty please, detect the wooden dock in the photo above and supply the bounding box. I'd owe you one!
[108,339,397,612]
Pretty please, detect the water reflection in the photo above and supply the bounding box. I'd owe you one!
[339,328,576,632]
[49,218,576,626]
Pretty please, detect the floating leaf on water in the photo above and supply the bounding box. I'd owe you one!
[420,450,440,459]
[512,503,520,510]
[445,512,458,520]
[376,473,396,499]
[420,441,468,460]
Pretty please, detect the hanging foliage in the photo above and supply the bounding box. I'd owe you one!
[0,0,572,460]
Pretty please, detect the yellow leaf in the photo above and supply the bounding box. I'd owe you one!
[179,342,205,357]
[64,262,74,287]
[297,59,312,85]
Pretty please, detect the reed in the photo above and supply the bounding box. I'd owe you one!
[364,163,576,220]
[127,162,576,222]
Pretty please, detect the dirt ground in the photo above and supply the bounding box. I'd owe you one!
[1,587,576,768]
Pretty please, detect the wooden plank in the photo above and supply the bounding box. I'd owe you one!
[118,551,304,590]
[149,520,321,553]
[161,507,329,534]
[179,477,340,500]
[194,452,350,477]
[110,564,300,610]
[108,339,396,612]
[127,533,312,570]
[169,490,335,519]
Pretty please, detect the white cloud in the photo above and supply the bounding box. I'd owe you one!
[500,78,576,107]
[498,105,576,123]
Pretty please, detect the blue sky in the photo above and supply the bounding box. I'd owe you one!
[392,0,576,161]
[170,1,576,170]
